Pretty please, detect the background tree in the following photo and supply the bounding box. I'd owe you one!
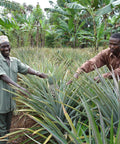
[0,0,120,49]
[45,0,120,50]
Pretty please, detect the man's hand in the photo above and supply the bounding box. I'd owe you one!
[66,72,79,85]
[66,79,73,85]
[38,73,48,79]
[27,68,48,79]
[74,73,79,79]
[19,87,31,96]
[94,76,100,83]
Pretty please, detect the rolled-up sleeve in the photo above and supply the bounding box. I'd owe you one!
[102,67,120,79]
[17,59,29,74]
[0,65,6,76]
[76,50,107,74]
[112,68,120,78]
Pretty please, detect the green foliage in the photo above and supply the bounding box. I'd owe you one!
[0,15,16,29]
[77,72,120,130]
[0,0,21,11]
[45,33,56,48]
[96,0,120,16]
[0,0,120,48]
[3,47,119,143]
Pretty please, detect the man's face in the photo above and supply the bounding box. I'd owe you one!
[0,42,11,58]
[109,37,120,56]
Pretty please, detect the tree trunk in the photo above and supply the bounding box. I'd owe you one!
[17,35,19,48]
[21,36,24,47]
[42,30,45,47]
[30,34,33,48]
[39,27,42,48]
[92,15,98,52]
[36,25,39,48]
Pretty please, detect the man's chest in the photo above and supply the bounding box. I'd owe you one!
[1,60,18,75]
[108,56,120,69]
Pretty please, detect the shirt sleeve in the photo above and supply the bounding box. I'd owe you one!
[0,65,7,76]
[110,68,120,78]
[17,59,29,74]
[102,67,120,79]
[76,50,107,74]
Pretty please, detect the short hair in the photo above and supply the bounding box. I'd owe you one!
[111,33,120,39]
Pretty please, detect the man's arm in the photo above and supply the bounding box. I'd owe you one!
[66,72,80,85]
[94,73,112,83]
[0,74,29,94]
[27,68,48,79]
[94,68,120,83]
[66,50,107,85]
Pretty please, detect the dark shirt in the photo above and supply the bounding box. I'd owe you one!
[76,48,120,78]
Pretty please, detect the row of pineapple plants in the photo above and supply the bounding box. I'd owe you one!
[1,47,120,143]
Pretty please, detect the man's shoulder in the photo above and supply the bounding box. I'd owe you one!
[10,56,19,61]
[100,48,110,55]
[101,48,110,52]
[0,54,5,63]
[0,54,4,60]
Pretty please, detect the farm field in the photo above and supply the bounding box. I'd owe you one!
[7,47,120,144]
[0,0,120,143]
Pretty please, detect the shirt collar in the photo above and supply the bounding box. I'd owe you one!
[0,53,13,61]
[109,51,120,58]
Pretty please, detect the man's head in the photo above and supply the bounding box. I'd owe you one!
[109,33,120,56]
[0,35,11,58]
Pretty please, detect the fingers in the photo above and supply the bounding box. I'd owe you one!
[94,76,100,83]
[66,72,79,85]
[39,73,48,79]
[66,80,73,85]
[19,87,31,96]
[74,73,79,79]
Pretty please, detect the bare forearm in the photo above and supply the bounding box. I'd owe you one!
[0,74,30,95]
[66,72,80,85]
[0,74,21,88]
[102,72,112,79]
[27,68,48,79]
[27,68,40,76]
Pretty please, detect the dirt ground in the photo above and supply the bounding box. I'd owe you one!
[10,112,36,144]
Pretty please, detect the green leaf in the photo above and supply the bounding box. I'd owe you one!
[110,112,113,144]
[62,104,77,136]
[115,120,120,144]
[65,2,86,10]
[81,97,103,144]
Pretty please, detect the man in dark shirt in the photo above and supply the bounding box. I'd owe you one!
[0,35,48,143]
[67,33,120,85]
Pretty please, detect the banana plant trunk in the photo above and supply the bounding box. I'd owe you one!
[92,15,98,52]
[36,25,39,48]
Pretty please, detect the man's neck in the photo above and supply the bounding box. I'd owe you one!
[4,56,10,66]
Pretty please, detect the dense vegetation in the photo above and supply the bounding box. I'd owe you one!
[0,0,120,143]
[0,47,119,143]
[0,0,120,50]
[0,48,120,144]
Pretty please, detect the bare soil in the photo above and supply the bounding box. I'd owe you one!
[10,112,36,144]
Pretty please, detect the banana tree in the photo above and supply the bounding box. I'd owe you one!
[0,15,16,29]
[0,0,21,29]
[0,0,21,11]
[46,3,88,48]
[47,0,120,50]
[65,0,120,51]
[0,1,25,47]
[55,17,87,48]
[31,3,45,48]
